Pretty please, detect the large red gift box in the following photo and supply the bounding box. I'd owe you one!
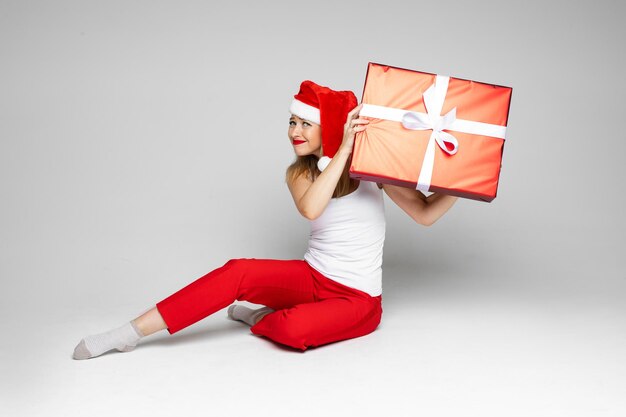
[350,62,513,202]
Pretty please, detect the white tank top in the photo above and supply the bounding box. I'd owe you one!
[304,180,386,296]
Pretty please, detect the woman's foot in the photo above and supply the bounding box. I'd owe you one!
[227,305,274,326]
[72,321,144,360]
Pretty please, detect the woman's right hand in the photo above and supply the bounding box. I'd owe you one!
[338,103,369,155]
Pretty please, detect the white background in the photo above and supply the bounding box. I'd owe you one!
[1,0,625,416]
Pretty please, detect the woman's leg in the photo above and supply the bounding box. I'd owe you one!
[250,262,383,351]
[73,258,315,359]
[251,295,382,351]
[156,258,315,334]
[132,307,167,336]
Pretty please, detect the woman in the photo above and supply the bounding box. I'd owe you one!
[72,80,458,359]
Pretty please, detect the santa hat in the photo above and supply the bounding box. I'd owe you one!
[289,80,357,171]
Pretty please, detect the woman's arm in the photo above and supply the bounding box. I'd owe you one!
[288,104,368,220]
[382,184,458,226]
[287,148,352,220]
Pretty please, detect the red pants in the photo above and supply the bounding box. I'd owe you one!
[156,258,383,351]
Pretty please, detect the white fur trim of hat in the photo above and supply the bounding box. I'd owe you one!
[289,99,321,125]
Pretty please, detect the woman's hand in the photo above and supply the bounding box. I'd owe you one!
[338,103,369,156]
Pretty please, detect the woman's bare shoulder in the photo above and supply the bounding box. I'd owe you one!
[287,170,313,199]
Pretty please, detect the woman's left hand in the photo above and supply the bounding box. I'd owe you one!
[338,103,369,155]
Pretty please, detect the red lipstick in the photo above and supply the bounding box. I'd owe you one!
[293,140,306,145]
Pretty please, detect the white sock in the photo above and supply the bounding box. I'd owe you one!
[227,305,274,326]
[72,321,144,360]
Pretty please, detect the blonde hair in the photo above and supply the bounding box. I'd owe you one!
[285,154,357,199]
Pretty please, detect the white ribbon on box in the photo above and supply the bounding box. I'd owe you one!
[359,75,507,192]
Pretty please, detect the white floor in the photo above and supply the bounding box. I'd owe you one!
[2,257,625,417]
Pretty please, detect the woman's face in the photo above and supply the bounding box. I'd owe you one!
[288,114,322,157]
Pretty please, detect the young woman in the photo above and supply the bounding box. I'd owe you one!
[72,80,458,359]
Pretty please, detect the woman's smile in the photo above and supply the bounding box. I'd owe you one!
[293,139,306,145]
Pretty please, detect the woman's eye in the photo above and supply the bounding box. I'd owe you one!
[303,122,310,127]
[289,121,296,126]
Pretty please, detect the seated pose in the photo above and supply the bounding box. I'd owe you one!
[72,80,458,359]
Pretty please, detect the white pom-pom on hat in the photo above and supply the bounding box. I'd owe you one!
[317,156,332,172]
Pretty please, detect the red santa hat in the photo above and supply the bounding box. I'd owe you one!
[289,80,357,168]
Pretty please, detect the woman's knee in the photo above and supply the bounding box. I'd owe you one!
[223,258,249,270]
[251,310,311,351]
